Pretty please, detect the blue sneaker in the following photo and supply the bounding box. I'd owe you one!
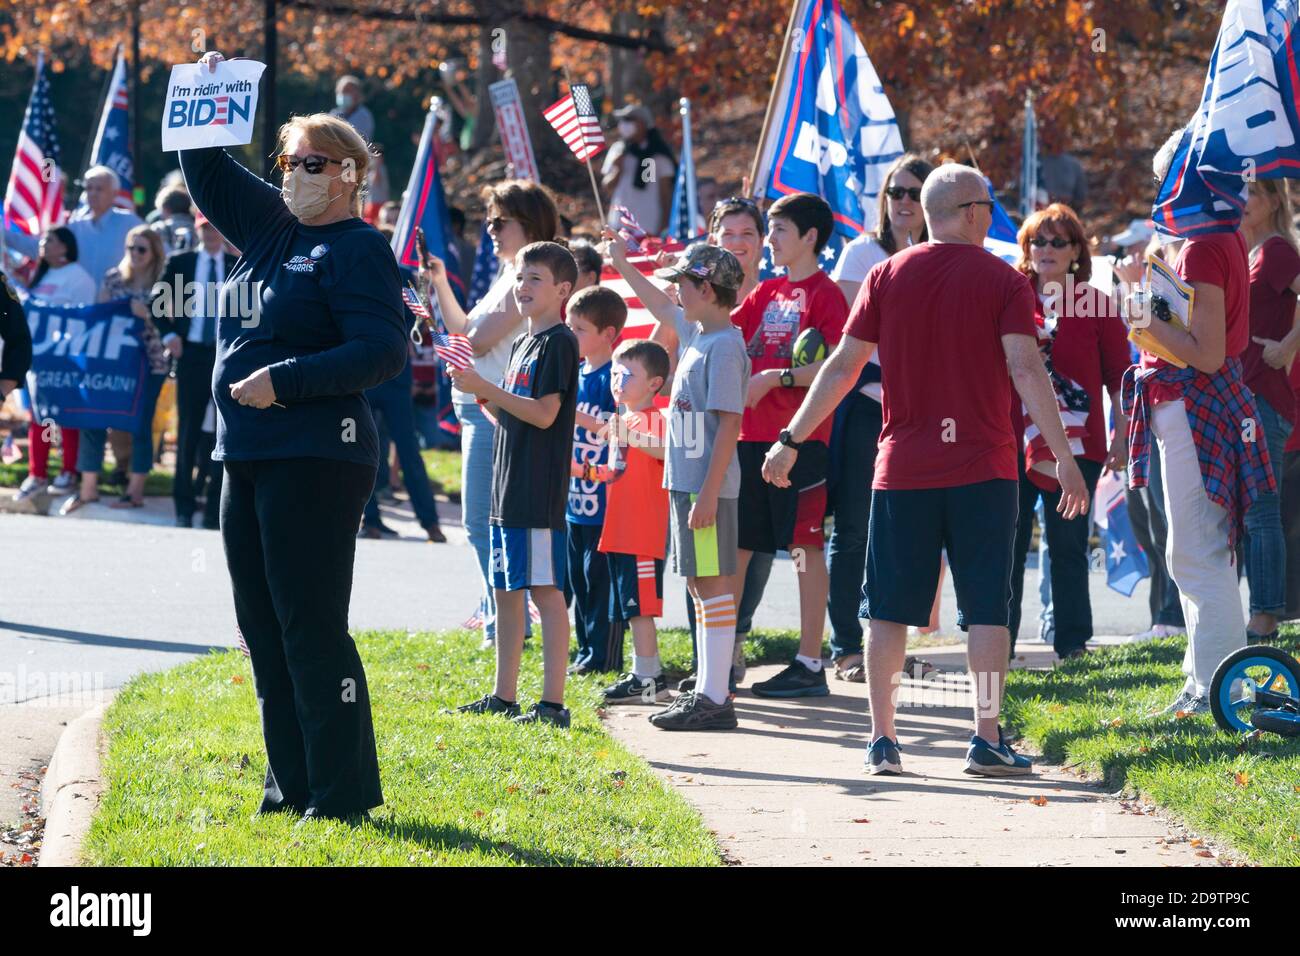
[964,728,1033,776]
[864,736,902,775]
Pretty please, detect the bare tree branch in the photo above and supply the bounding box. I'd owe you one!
[280,0,672,53]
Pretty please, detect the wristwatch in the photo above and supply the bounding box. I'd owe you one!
[778,429,802,450]
[780,369,796,388]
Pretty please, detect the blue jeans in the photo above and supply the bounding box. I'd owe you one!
[1244,394,1293,616]
[827,392,881,659]
[363,368,441,530]
[78,373,166,475]
[456,402,497,641]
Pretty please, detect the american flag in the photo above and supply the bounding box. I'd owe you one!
[3,53,64,240]
[601,237,686,344]
[612,202,646,252]
[402,286,429,319]
[1022,310,1090,486]
[467,222,498,310]
[543,84,605,162]
[431,328,475,370]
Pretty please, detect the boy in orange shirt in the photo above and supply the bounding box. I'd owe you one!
[595,339,673,702]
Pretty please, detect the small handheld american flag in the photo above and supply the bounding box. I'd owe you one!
[543,83,606,162]
[404,282,472,368]
[612,203,646,252]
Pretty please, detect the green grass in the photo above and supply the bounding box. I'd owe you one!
[1005,623,1300,866]
[85,629,724,866]
[0,453,172,496]
[418,448,462,499]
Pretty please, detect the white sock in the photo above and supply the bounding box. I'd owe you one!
[698,594,736,705]
[796,653,823,672]
[633,654,661,679]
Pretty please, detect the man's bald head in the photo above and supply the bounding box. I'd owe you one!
[921,163,992,243]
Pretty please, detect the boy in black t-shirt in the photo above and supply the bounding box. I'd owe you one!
[449,242,581,727]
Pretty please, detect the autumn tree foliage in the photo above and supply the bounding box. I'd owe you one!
[1,0,1224,218]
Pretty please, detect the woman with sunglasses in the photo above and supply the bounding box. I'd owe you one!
[168,51,408,825]
[824,153,933,682]
[64,226,170,512]
[1008,204,1130,660]
[419,178,561,649]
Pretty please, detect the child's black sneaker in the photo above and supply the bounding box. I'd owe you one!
[647,691,737,731]
[512,701,571,728]
[454,694,521,718]
[751,660,830,698]
[603,673,670,703]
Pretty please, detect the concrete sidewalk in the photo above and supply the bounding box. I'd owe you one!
[604,649,1223,867]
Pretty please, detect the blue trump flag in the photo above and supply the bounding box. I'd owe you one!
[751,0,904,240]
[23,297,149,432]
[1093,469,1150,597]
[1153,0,1300,237]
[90,48,135,210]
[391,100,463,300]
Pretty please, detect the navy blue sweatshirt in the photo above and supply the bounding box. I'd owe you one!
[178,147,407,468]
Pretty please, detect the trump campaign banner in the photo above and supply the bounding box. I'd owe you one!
[161,59,265,152]
[489,79,539,183]
[91,48,135,209]
[750,0,904,240]
[24,297,150,432]
[1153,0,1300,237]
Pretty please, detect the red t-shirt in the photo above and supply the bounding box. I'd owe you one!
[732,270,847,444]
[598,407,668,559]
[1141,231,1250,404]
[1245,236,1300,424]
[844,242,1037,490]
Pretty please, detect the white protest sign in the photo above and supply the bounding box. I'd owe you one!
[161,59,266,152]
[489,78,539,183]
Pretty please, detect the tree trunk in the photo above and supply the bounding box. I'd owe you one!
[469,24,497,152]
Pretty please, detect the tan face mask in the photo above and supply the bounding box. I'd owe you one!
[282,167,344,221]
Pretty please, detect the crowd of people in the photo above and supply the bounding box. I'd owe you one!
[1,47,1297,824]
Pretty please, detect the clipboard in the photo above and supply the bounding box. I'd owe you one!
[1128,254,1192,369]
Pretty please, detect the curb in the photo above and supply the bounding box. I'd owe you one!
[38,698,113,867]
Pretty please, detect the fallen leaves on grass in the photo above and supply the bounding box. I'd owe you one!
[1234,771,1249,788]
[229,674,245,685]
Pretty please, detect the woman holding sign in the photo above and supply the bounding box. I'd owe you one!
[179,51,407,825]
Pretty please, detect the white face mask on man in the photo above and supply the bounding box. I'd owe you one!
[281,167,344,221]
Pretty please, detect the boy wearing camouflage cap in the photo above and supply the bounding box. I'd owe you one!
[647,243,750,730]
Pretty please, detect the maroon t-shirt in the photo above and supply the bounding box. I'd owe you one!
[1140,231,1250,405]
[844,242,1037,490]
[1245,236,1300,424]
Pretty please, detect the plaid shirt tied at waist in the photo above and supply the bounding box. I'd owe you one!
[1121,356,1276,554]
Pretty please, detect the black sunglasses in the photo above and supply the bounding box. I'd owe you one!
[275,153,343,175]
[885,186,922,202]
[487,216,517,231]
[1031,237,1073,249]
[716,196,760,210]
[957,200,995,210]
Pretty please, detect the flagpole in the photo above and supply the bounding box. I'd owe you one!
[747,0,803,198]
[562,67,606,227]
[680,97,697,234]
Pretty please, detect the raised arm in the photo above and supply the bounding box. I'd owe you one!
[178,147,291,258]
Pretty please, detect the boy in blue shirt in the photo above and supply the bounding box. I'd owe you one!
[564,286,628,675]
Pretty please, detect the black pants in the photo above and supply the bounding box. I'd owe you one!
[221,456,383,816]
[174,344,219,524]
[1008,455,1103,656]
[566,522,624,672]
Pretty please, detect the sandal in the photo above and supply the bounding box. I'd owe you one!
[58,494,99,516]
[834,655,865,683]
[902,655,936,679]
[110,495,145,509]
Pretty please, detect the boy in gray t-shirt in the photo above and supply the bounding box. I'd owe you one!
[641,243,749,730]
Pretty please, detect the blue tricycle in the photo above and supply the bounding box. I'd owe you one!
[1210,645,1300,736]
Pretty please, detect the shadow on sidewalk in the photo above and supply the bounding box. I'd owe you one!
[0,620,226,656]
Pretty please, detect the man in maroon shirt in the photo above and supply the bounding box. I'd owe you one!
[764,164,1088,777]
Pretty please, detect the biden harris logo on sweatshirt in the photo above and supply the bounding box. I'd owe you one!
[283,245,329,274]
